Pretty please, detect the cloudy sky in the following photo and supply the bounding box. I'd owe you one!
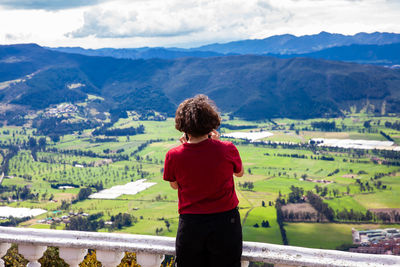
[0,0,399,48]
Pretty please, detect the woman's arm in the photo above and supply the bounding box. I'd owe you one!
[170,181,178,190]
[234,167,244,177]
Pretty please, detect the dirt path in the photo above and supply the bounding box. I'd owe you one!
[236,189,254,225]
[241,207,254,226]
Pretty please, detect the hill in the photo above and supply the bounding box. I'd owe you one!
[269,43,400,66]
[50,32,400,62]
[49,46,226,60]
[48,33,400,68]
[195,31,400,55]
[1,44,400,120]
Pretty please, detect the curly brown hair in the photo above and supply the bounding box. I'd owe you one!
[175,94,221,137]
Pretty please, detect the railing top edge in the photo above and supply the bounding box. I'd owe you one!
[0,226,175,242]
[242,242,400,267]
[0,233,176,255]
[1,227,400,267]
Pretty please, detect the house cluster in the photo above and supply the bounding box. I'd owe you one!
[351,228,400,255]
[301,177,334,184]
[37,210,89,225]
[45,103,78,117]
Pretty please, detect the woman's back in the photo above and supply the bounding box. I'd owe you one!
[164,138,241,214]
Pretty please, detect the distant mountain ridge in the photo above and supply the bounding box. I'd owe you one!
[50,46,227,60]
[1,44,400,121]
[49,32,400,66]
[269,43,400,66]
[194,31,400,55]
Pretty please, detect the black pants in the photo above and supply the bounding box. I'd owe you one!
[175,208,242,267]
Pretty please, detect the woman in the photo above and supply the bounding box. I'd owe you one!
[163,94,244,267]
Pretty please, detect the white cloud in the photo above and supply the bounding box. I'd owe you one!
[66,0,292,44]
[0,0,108,10]
[67,6,205,38]
[0,0,399,48]
[4,32,31,41]
[65,0,400,46]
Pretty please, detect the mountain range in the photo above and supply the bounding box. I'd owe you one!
[50,32,400,65]
[270,43,400,66]
[51,46,226,60]
[1,43,400,121]
[194,31,400,55]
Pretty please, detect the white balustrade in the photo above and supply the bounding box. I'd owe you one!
[136,252,164,267]
[59,247,88,267]
[96,250,125,267]
[0,243,11,267]
[18,244,47,267]
[0,226,399,267]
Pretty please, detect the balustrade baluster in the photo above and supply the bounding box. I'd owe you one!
[0,243,11,267]
[58,247,87,267]
[96,250,125,267]
[136,252,164,267]
[18,245,47,267]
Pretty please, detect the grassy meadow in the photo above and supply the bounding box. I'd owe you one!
[1,110,400,250]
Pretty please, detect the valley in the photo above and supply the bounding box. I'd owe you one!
[0,102,399,251]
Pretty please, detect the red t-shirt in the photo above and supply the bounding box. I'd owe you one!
[163,138,242,214]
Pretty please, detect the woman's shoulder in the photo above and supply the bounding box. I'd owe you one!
[211,139,236,149]
[167,144,185,155]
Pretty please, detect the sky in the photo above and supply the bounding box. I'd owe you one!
[0,0,399,49]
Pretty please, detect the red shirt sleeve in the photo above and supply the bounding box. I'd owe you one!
[227,143,242,174]
[163,150,176,182]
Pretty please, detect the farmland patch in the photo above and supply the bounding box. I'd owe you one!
[89,179,156,199]
[222,131,273,142]
[0,207,47,218]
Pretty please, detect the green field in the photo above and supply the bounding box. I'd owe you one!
[1,109,400,250]
[241,207,283,244]
[285,223,400,249]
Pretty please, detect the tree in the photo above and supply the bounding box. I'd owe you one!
[365,210,373,221]
[311,121,336,131]
[28,137,37,149]
[155,228,162,235]
[247,182,254,190]
[261,220,270,227]
[77,188,92,201]
[288,185,304,203]
[332,189,339,197]
[4,244,28,266]
[50,134,60,142]
[321,187,328,197]
[165,220,171,232]
[38,137,47,151]
[307,191,335,222]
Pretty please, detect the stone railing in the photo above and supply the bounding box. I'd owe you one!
[0,226,399,267]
